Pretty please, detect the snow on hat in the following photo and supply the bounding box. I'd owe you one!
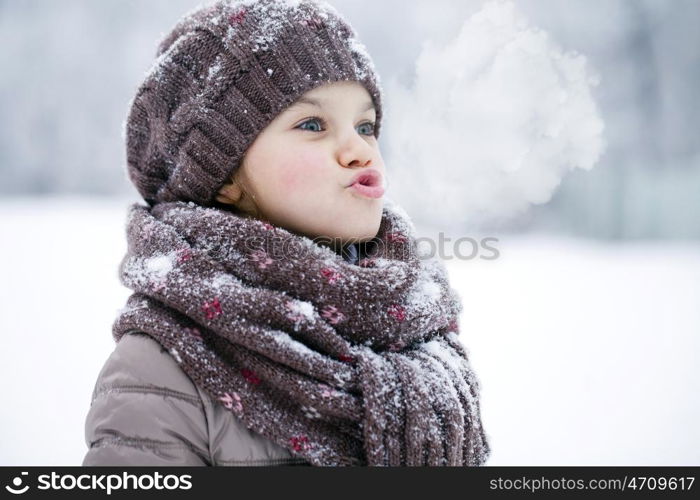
[125,0,384,207]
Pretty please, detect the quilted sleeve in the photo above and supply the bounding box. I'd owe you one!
[82,332,211,466]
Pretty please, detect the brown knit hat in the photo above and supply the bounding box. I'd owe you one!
[125,0,384,207]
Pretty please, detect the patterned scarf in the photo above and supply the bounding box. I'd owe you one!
[112,199,491,466]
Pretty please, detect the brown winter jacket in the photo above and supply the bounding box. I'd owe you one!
[82,244,364,466]
[82,331,311,466]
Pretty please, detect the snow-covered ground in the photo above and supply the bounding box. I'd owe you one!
[0,196,698,465]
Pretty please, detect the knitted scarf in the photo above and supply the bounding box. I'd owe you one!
[112,199,491,466]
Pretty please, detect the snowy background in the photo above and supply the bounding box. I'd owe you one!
[1,0,699,465]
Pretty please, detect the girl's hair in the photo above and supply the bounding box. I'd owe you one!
[124,0,383,208]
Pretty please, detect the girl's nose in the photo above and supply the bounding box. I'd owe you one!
[337,134,376,169]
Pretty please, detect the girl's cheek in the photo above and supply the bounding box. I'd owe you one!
[278,167,301,193]
[278,156,326,193]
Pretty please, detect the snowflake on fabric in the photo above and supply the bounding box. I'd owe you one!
[387,232,408,243]
[249,249,273,269]
[320,267,342,284]
[219,392,243,414]
[169,347,182,363]
[321,305,345,325]
[387,304,406,322]
[141,223,157,240]
[301,405,321,419]
[289,435,310,452]
[285,300,314,330]
[320,385,342,399]
[241,368,261,385]
[202,298,223,319]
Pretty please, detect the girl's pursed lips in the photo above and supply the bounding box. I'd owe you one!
[348,182,385,199]
[345,168,383,189]
[346,168,385,199]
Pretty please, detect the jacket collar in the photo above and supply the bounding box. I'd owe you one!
[339,242,360,265]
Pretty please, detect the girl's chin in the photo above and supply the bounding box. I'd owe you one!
[311,214,382,244]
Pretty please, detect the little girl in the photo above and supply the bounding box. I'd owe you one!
[83,0,490,466]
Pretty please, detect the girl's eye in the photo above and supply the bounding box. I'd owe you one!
[298,118,325,132]
[296,118,376,136]
[357,121,375,136]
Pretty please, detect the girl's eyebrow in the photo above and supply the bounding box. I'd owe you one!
[290,96,375,112]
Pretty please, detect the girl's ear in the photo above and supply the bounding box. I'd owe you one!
[215,180,243,205]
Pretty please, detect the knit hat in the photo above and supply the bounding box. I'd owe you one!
[125,0,384,207]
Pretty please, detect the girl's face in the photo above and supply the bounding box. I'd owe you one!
[217,81,385,248]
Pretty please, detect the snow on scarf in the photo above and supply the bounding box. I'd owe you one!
[112,199,491,466]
